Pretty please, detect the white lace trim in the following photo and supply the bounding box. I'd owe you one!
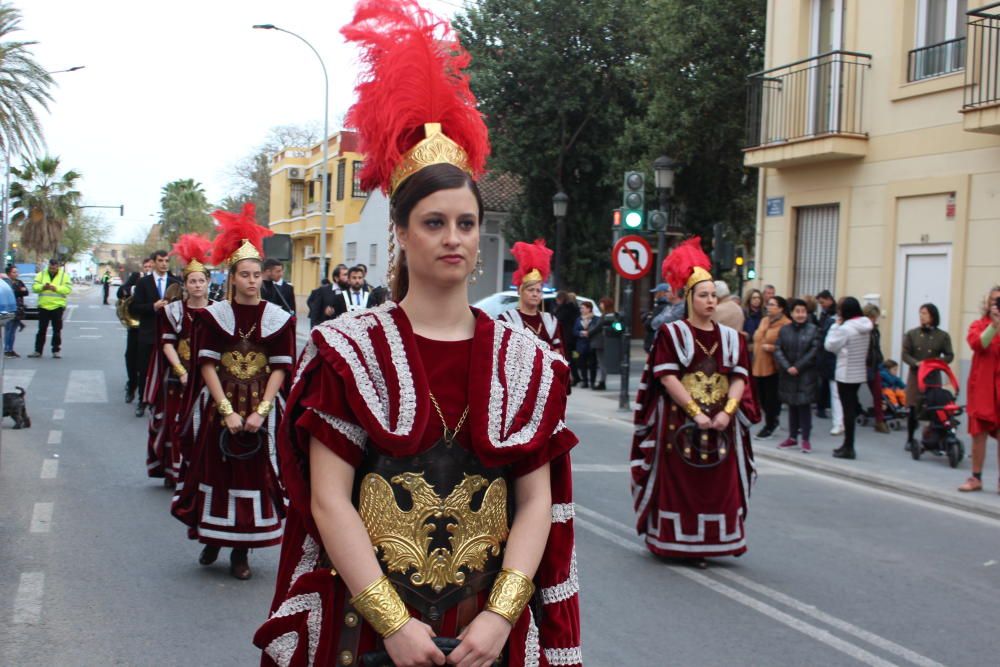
[165,300,184,333]
[289,535,320,591]
[205,300,236,335]
[268,592,322,666]
[524,607,541,667]
[292,337,318,390]
[269,355,293,365]
[261,301,292,338]
[551,503,575,523]
[310,408,367,449]
[544,646,583,665]
[264,632,298,667]
[553,420,567,435]
[541,549,579,605]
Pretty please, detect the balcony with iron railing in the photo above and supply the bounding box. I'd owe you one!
[744,51,872,169]
[962,1,1000,134]
[908,37,966,82]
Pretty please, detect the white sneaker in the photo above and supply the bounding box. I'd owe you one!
[830,426,845,436]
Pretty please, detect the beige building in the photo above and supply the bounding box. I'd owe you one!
[746,0,1000,376]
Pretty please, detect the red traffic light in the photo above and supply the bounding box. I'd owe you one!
[612,209,622,227]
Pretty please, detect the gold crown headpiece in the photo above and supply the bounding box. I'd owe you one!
[228,239,262,266]
[390,123,473,195]
[183,259,208,277]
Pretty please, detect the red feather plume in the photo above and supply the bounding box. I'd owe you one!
[341,0,490,193]
[511,239,552,287]
[210,203,272,265]
[662,236,711,293]
[170,233,212,267]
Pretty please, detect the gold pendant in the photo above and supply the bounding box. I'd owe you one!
[220,350,268,380]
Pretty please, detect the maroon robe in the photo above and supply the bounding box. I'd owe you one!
[254,303,582,667]
[170,300,295,548]
[631,319,759,558]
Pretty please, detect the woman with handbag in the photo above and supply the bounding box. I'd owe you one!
[3,264,28,358]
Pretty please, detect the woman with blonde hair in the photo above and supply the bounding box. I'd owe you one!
[958,287,1000,492]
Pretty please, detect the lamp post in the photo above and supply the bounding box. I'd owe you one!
[254,24,329,282]
[652,154,679,266]
[551,191,568,289]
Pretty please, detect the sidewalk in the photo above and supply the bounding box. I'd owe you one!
[570,355,1000,521]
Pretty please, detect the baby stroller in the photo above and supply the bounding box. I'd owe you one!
[857,389,908,431]
[910,358,965,467]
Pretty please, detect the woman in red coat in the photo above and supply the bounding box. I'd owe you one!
[959,286,1000,492]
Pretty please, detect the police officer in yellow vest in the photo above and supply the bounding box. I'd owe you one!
[30,258,72,359]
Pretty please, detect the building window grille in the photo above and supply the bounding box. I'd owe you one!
[346,242,357,264]
[290,182,305,215]
[336,160,346,201]
[909,0,967,81]
[369,243,378,267]
[793,204,839,298]
[352,161,367,198]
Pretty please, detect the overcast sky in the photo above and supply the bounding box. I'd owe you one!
[20,0,461,244]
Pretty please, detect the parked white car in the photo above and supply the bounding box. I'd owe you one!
[472,290,601,319]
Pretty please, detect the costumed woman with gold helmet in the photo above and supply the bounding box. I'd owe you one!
[498,239,568,359]
[255,2,581,665]
[630,238,760,568]
[142,233,213,487]
[169,203,295,580]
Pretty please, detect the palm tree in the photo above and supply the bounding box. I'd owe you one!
[0,3,53,153]
[10,155,82,259]
[159,178,213,244]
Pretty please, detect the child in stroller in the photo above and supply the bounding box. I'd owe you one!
[910,358,965,467]
[858,360,909,430]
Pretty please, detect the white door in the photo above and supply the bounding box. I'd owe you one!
[892,245,951,382]
[808,0,845,135]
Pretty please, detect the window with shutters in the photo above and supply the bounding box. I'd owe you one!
[336,160,346,201]
[793,204,839,297]
[369,243,378,267]
[346,242,357,264]
[352,161,367,198]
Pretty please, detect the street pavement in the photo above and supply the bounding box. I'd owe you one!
[1,288,998,666]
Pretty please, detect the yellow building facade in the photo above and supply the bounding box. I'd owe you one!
[269,131,367,298]
[746,0,1000,372]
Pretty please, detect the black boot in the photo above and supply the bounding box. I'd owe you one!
[230,548,252,580]
[832,446,856,460]
[135,402,146,418]
[125,383,136,404]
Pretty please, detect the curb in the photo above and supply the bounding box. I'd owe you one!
[753,447,1000,521]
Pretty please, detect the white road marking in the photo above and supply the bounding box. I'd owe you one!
[52,409,64,421]
[80,327,99,330]
[40,458,58,479]
[574,463,629,472]
[78,335,102,339]
[2,369,36,391]
[64,370,108,403]
[47,430,62,445]
[574,504,943,667]
[88,305,99,309]
[985,560,997,567]
[29,502,53,533]
[63,305,77,322]
[64,320,122,324]
[12,572,44,624]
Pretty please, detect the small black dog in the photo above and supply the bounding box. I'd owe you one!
[3,386,31,429]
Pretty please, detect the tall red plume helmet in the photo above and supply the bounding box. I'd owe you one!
[341,0,490,194]
[511,239,553,287]
[170,233,213,276]
[662,236,712,294]
[210,203,273,266]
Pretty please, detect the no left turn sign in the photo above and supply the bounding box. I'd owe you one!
[611,235,653,280]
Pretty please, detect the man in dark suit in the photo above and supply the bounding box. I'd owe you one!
[128,250,180,417]
[260,258,296,315]
[119,258,152,403]
[332,265,374,318]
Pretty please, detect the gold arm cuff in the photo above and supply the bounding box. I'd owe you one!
[683,400,703,418]
[485,568,535,625]
[172,363,187,377]
[255,399,273,417]
[216,399,234,417]
[724,398,740,416]
[349,575,410,638]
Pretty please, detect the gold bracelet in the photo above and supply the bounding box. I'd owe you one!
[216,398,234,417]
[255,399,273,418]
[349,575,410,638]
[683,400,702,418]
[724,398,740,416]
[485,568,535,625]
[172,363,187,377]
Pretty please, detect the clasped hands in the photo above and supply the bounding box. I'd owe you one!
[384,611,510,667]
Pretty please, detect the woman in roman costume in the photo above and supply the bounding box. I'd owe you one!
[255,2,581,666]
[143,234,212,487]
[498,240,567,358]
[170,203,295,580]
[630,238,759,568]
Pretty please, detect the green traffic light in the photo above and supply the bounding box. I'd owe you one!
[624,211,643,228]
[612,321,623,331]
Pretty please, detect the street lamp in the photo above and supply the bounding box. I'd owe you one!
[552,191,568,289]
[651,154,680,265]
[254,24,330,281]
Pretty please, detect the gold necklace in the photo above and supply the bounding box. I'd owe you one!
[429,392,470,446]
[694,338,718,357]
[520,312,542,335]
[238,323,257,341]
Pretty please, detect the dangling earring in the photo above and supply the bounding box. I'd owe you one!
[385,221,397,292]
[469,248,484,284]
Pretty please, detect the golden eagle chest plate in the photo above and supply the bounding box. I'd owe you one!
[177,338,191,362]
[219,340,269,382]
[680,355,729,412]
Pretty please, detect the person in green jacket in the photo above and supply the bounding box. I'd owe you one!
[30,258,72,359]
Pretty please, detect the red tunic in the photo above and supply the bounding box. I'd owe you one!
[499,309,567,359]
[965,316,1000,435]
[254,304,582,667]
[631,319,758,559]
[170,300,295,548]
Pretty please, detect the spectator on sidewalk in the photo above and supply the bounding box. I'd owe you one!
[901,302,954,451]
[763,284,776,304]
[880,359,907,408]
[591,296,614,390]
[775,298,820,453]
[650,284,685,332]
[742,288,763,344]
[958,287,1000,493]
[643,283,671,353]
[30,258,72,359]
[555,291,581,385]
[753,295,790,438]
[713,281,745,332]
[573,301,598,388]
[863,303,890,434]
[3,265,28,358]
[816,289,843,432]
[824,297,872,460]
[800,294,819,325]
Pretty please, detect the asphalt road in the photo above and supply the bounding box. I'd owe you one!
[1,287,998,666]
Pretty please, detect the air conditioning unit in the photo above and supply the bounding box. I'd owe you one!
[288,168,303,180]
[303,245,316,258]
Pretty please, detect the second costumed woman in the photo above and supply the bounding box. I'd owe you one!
[255,1,582,665]
[170,203,295,580]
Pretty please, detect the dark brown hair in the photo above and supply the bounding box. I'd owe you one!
[389,163,484,302]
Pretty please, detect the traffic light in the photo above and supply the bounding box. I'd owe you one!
[622,171,645,230]
[648,208,668,232]
[735,246,745,269]
[711,222,734,270]
[746,261,757,280]
[612,208,622,228]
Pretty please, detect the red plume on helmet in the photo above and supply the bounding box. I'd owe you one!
[511,239,552,287]
[209,202,272,265]
[662,236,711,293]
[170,233,212,267]
[341,0,490,194]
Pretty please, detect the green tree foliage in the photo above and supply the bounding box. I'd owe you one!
[159,178,213,244]
[62,210,109,262]
[10,155,82,259]
[0,2,53,153]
